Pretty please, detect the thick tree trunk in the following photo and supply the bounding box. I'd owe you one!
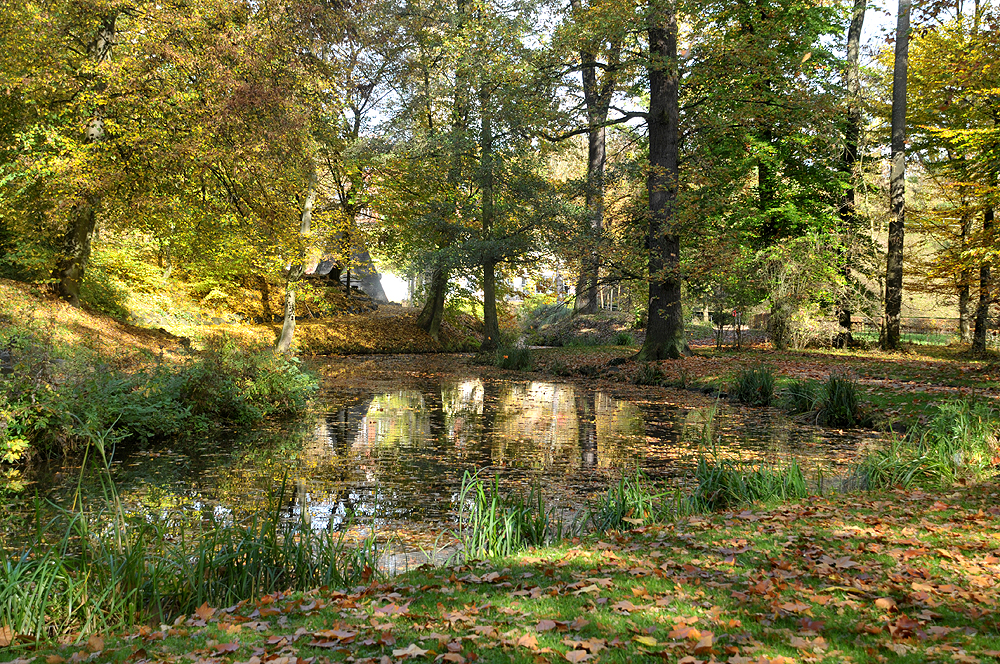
[835,0,866,348]
[883,0,910,351]
[276,167,318,354]
[973,206,994,352]
[417,266,448,341]
[53,196,99,307]
[638,1,689,361]
[53,14,117,306]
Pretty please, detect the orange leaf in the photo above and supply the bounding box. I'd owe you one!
[195,602,215,621]
[564,650,590,663]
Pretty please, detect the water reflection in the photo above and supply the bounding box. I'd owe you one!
[19,374,880,541]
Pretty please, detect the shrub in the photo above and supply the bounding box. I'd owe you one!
[731,365,776,406]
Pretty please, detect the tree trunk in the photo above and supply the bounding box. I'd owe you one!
[569,8,618,315]
[480,85,500,351]
[417,266,448,341]
[959,212,973,343]
[883,0,910,351]
[276,166,318,354]
[973,205,994,352]
[638,0,689,361]
[835,0,866,348]
[52,14,117,306]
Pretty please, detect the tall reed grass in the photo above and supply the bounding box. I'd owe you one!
[692,454,808,510]
[850,399,998,489]
[0,432,379,643]
[453,471,552,558]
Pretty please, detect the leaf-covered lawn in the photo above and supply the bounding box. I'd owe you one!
[9,483,998,664]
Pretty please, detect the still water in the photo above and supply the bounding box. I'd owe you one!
[21,361,879,542]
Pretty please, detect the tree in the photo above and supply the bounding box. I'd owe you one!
[835,0,867,346]
[637,0,688,360]
[884,0,911,350]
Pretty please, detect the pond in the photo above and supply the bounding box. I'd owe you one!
[16,355,883,556]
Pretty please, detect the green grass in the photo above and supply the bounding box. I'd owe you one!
[692,454,809,511]
[10,485,1000,663]
[850,399,999,489]
[852,329,954,346]
[0,434,378,642]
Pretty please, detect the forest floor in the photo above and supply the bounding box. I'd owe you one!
[8,482,1000,664]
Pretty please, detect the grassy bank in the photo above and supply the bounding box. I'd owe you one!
[4,481,998,664]
[0,279,317,490]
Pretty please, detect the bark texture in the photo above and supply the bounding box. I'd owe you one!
[637,1,690,361]
[835,0,866,347]
[884,0,910,350]
[973,206,994,352]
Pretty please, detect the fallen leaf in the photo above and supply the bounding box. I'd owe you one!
[875,597,897,612]
[537,620,557,632]
[0,625,13,647]
[393,643,429,658]
[195,602,215,621]
[564,650,590,663]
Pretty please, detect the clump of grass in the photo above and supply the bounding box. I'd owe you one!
[781,378,820,415]
[849,399,999,490]
[634,363,665,386]
[588,469,669,531]
[692,454,808,511]
[453,472,552,559]
[818,373,865,427]
[492,345,532,371]
[613,331,634,346]
[730,365,776,407]
[0,433,378,642]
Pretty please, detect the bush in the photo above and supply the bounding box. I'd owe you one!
[1,330,317,466]
[731,365,776,406]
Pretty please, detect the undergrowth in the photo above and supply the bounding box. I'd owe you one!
[0,434,377,642]
[850,399,999,489]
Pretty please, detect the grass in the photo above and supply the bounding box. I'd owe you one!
[691,454,809,511]
[0,433,380,642]
[730,365,776,407]
[453,472,553,559]
[8,484,1000,663]
[850,398,999,490]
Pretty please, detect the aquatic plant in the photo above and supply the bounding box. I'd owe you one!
[818,373,864,427]
[492,345,532,371]
[849,399,999,490]
[0,433,376,642]
[634,362,665,386]
[781,378,820,415]
[454,472,551,559]
[730,365,776,407]
[692,454,808,510]
[587,469,670,531]
[613,331,634,346]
